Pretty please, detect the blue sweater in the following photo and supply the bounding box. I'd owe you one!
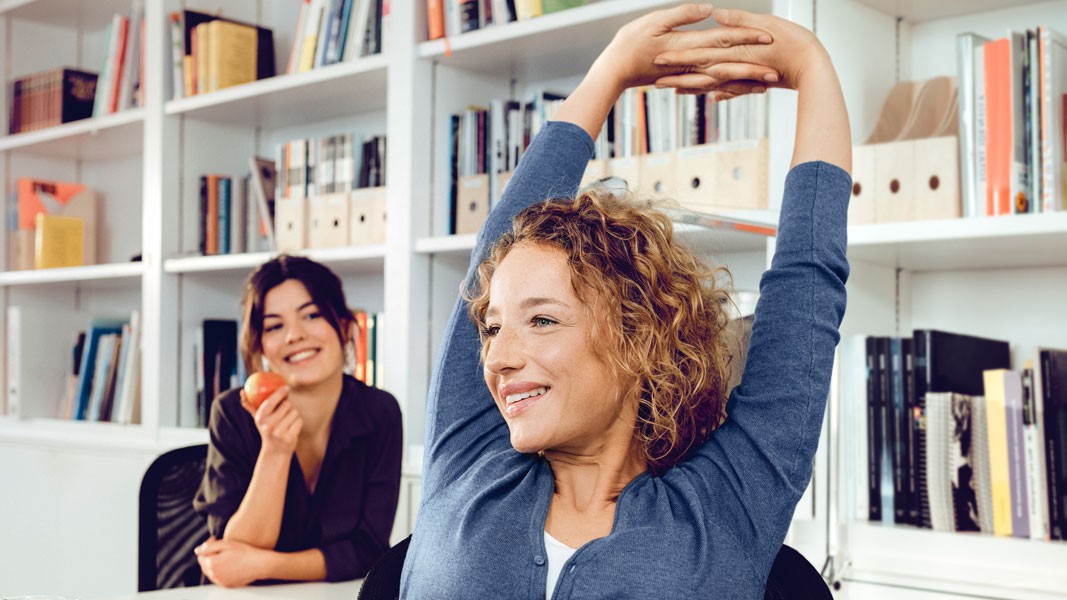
[401,121,850,599]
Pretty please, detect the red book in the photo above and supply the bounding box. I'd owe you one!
[984,38,1011,216]
[109,16,130,114]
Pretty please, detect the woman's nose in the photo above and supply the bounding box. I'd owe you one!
[484,327,524,373]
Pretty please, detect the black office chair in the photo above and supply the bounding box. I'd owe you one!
[138,444,211,591]
[357,536,830,600]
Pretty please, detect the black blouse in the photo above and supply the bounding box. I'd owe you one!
[193,375,402,582]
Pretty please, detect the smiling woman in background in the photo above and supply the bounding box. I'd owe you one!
[401,4,850,598]
[193,255,402,587]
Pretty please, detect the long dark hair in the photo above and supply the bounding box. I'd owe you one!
[239,254,354,374]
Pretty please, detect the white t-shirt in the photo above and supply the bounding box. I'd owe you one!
[543,530,577,599]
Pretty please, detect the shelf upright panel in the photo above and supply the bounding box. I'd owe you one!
[387,0,435,451]
[140,0,181,432]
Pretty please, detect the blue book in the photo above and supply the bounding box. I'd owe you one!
[331,0,355,64]
[74,318,127,420]
[218,177,231,254]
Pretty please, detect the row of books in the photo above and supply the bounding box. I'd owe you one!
[285,0,385,75]
[7,178,99,271]
[168,10,275,99]
[93,7,145,119]
[278,133,386,201]
[427,0,587,39]
[187,311,384,428]
[51,313,142,424]
[839,331,1067,541]
[610,87,769,158]
[196,161,277,257]
[957,26,1067,217]
[9,68,97,135]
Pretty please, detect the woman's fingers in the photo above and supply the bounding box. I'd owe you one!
[654,62,778,90]
[646,3,715,33]
[711,7,763,28]
[670,25,772,51]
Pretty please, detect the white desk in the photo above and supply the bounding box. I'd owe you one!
[84,581,362,600]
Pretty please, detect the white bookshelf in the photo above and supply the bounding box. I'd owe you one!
[0,109,145,158]
[1,0,1066,596]
[823,0,1067,598]
[165,55,388,128]
[0,261,144,286]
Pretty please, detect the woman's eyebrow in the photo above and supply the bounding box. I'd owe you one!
[485,297,568,318]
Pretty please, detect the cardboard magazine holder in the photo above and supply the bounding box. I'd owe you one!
[274,196,307,252]
[307,193,350,249]
[674,139,769,213]
[349,187,387,245]
[850,145,877,225]
[607,157,640,192]
[579,160,607,190]
[639,152,676,198]
[455,175,489,235]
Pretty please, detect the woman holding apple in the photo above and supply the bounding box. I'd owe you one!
[193,254,402,587]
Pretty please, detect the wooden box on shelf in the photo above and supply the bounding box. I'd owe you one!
[349,187,387,245]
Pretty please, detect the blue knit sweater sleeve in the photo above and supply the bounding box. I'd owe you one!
[421,121,595,497]
[671,161,850,572]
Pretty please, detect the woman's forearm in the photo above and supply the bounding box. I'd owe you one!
[791,49,851,172]
[223,450,291,548]
[260,547,328,582]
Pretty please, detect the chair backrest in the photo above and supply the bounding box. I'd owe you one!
[357,535,411,600]
[356,537,830,600]
[138,444,211,592]
[763,544,832,600]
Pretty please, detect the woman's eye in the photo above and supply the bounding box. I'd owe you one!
[304,312,322,320]
[264,323,282,333]
[483,324,500,337]
[532,316,555,328]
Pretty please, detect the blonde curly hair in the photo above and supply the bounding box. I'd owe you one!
[467,188,740,473]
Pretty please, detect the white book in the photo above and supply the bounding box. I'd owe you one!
[974,43,988,215]
[957,32,991,218]
[1009,31,1031,214]
[93,18,118,118]
[925,392,954,532]
[1028,32,1042,211]
[115,310,142,425]
[348,0,373,59]
[249,156,278,251]
[1040,27,1067,212]
[169,11,184,100]
[287,0,311,74]
[1021,355,1050,539]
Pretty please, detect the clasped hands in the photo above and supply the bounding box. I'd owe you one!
[195,536,268,588]
[596,3,828,100]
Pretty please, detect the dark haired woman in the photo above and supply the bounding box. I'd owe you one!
[194,255,402,587]
[402,4,850,598]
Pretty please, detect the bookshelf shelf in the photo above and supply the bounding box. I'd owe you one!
[847,213,1067,271]
[0,261,144,287]
[852,0,1040,23]
[164,245,387,276]
[0,0,132,29]
[0,418,155,452]
[0,109,145,159]
[419,0,770,80]
[841,522,1067,598]
[414,234,476,256]
[164,55,389,129]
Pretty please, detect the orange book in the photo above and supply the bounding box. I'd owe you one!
[206,174,220,255]
[355,311,369,382]
[984,39,1011,216]
[427,0,445,40]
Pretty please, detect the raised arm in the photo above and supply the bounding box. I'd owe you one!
[656,8,852,570]
[421,4,780,497]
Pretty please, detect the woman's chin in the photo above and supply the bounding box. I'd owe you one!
[508,431,546,455]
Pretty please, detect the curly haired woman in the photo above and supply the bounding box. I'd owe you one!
[402,4,851,598]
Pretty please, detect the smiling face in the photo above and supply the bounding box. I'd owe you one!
[260,279,346,391]
[482,242,638,455]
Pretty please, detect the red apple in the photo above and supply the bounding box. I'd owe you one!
[244,371,287,409]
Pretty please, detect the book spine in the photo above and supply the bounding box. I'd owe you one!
[877,337,894,525]
[218,177,231,254]
[890,337,907,524]
[903,338,918,525]
[913,330,932,528]
[983,369,1013,536]
[206,174,219,255]
[866,336,881,522]
[198,175,208,255]
[1041,351,1065,540]
[1004,370,1031,538]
